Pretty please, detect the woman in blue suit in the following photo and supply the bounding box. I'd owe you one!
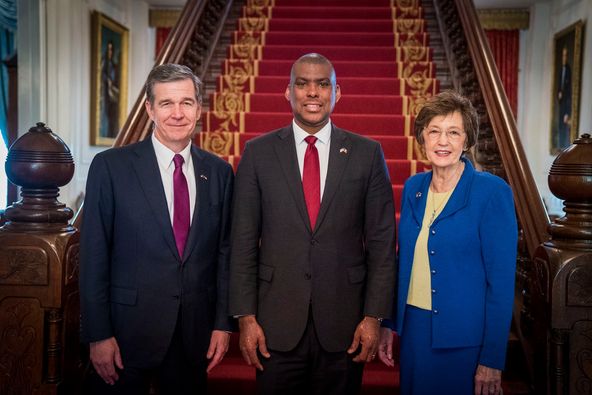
[378,91,517,395]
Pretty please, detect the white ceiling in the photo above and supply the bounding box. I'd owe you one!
[143,0,541,8]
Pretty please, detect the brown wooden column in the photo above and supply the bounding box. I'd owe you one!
[0,122,83,394]
[530,133,592,395]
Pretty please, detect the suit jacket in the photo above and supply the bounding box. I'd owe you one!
[229,124,396,353]
[394,158,517,369]
[79,137,234,369]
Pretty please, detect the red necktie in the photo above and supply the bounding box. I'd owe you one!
[173,154,190,257]
[303,135,320,229]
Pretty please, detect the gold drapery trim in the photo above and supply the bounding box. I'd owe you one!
[149,9,182,28]
[477,9,529,30]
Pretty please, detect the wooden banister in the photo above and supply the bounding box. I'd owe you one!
[453,0,549,256]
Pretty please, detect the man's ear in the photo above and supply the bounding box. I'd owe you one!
[196,103,202,121]
[335,84,341,103]
[145,100,154,120]
[285,86,291,102]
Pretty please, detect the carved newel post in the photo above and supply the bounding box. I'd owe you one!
[532,133,592,395]
[0,123,83,394]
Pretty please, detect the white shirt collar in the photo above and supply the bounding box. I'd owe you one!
[292,119,332,144]
[151,134,192,170]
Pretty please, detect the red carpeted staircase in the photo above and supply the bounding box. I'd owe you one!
[199,0,438,393]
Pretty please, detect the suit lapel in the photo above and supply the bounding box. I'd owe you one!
[183,146,211,261]
[432,158,473,225]
[407,158,474,227]
[131,138,179,260]
[273,126,311,232]
[408,174,431,227]
[314,126,351,233]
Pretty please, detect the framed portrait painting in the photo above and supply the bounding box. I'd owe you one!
[90,11,129,146]
[550,20,585,155]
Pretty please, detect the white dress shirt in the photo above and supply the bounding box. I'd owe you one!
[151,134,197,225]
[293,120,331,200]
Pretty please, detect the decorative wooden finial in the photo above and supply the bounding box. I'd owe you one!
[547,133,592,251]
[3,122,75,231]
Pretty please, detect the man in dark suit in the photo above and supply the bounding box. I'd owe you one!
[229,53,396,394]
[80,63,233,394]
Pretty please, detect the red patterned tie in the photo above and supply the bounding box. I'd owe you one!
[173,154,190,257]
[303,135,320,229]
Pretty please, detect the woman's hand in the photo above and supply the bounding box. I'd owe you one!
[474,364,502,395]
[377,327,395,367]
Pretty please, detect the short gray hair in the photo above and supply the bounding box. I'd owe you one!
[145,63,202,105]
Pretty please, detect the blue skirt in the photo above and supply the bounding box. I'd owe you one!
[400,305,480,395]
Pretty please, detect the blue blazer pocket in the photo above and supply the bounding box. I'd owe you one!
[258,264,274,282]
[347,265,367,284]
[110,286,138,306]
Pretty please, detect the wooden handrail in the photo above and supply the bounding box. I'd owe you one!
[454,0,549,256]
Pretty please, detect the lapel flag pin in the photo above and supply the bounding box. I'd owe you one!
[416,192,422,198]
[339,148,348,154]
[200,174,208,181]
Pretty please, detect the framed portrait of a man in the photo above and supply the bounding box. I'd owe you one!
[90,11,129,146]
[550,20,584,155]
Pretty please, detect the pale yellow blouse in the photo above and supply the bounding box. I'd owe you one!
[406,188,453,310]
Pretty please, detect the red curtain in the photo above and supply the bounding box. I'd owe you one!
[155,27,173,58]
[485,29,519,116]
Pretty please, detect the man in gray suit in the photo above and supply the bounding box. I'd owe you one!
[229,53,396,394]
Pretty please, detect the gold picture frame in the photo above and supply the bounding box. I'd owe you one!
[90,11,129,146]
[550,20,585,154]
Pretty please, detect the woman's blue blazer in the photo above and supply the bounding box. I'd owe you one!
[395,158,518,369]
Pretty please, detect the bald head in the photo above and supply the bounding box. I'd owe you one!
[290,53,337,86]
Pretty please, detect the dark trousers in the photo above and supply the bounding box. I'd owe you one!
[86,311,207,395]
[256,310,364,395]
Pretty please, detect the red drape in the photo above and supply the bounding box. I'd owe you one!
[485,29,519,116]
[155,27,173,58]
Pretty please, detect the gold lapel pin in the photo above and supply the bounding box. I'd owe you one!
[200,174,208,181]
[339,148,348,154]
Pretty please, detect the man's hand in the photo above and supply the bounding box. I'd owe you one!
[90,337,123,385]
[347,316,380,363]
[206,330,231,373]
[474,364,502,395]
[238,315,270,371]
[377,327,395,367]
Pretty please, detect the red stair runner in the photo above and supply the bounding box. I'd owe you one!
[200,0,437,393]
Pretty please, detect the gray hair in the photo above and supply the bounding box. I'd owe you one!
[145,63,202,105]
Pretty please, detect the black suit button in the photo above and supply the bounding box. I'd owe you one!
[304,272,311,280]
[172,294,180,299]
[310,239,318,245]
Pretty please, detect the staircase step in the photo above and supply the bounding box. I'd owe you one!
[255,31,431,47]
